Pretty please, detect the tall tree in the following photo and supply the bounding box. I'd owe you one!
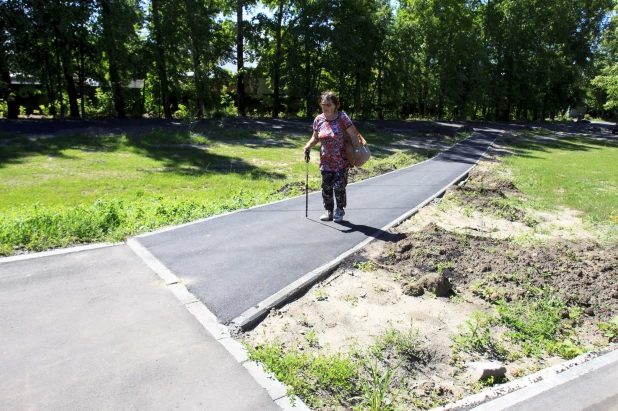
[98,0,141,118]
[149,0,172,118]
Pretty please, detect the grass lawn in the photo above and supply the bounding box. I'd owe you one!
[0,125,448,255]
[503,135,618,226]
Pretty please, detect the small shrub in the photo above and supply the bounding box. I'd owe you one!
[354,260,376,272]
[599,317,618,342]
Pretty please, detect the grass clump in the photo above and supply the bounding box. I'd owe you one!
[453,311,506,358]
[598,317,618,343]
[454,288,588,361]
[0,193,261,254]
[496,287,586,359]
[247,323,426,409]
[247,340,359,408]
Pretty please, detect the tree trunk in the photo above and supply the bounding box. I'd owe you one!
[80,40,86,118]
[110,63,126,118]
[377,58,384,120]
[191,46,205,118]
[101,0,126,118]
[63,54,81,118]
[151,0,171,118]
[236,0,246,117]
[272,0,284,118]
[302,3,312,119]
[55,39,65,117]
[0,26,18,119]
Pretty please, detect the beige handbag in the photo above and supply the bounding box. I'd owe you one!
[340,117,371,167]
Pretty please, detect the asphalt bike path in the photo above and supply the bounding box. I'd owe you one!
[135,132,499,326]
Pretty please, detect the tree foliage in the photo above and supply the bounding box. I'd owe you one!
[1,0,615,120]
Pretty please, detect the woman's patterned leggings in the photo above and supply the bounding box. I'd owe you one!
[321,168,348,211]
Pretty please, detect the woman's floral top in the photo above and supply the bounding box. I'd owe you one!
[313,111,353,172]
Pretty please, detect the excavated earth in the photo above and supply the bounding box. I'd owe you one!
[244,135,618,410]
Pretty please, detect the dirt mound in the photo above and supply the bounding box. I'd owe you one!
[447,170,530,223]
[383,223,618,320]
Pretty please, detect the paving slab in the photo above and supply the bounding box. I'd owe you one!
[0,245,278,411]
[137,132,498,324]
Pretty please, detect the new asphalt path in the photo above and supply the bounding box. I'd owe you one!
[135,132,498,326]
[2,120,617,410]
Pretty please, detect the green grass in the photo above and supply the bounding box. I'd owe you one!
[504,135,618,225]
[454,288,588,361]
[247,323,426,409]
[0,127,441,255]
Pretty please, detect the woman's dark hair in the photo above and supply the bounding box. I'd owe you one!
[319,90,339,108]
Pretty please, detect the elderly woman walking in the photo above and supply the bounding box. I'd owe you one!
[303,91,362,222]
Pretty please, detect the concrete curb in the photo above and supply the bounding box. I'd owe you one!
[230,132,497,330]
[126,238,311,411]
[0,242,121,263]
[431,344,618,411]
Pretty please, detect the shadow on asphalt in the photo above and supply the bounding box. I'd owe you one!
[307,218,406,241]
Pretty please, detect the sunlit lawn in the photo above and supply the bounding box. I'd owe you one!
[504,135,618,225]
[0,126,439,254]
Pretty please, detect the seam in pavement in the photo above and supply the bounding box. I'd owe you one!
[126,238,311,411]
[430,344,618,411]
[231,132,497,330]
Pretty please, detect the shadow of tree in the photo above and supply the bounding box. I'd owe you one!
[507,135,618,159]
[0,130,286,181]
[0,136,75,168]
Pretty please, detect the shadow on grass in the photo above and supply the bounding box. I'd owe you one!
[508,135,618,159]
[0,130,286,180]
[0,136,75,168]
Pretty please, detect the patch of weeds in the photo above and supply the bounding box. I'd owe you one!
[453,311,507,358]
[565,249,579,261]
[373,321,425,361]
[374,285,390,293]
[469,376,507,394]
[299,312,311,327]
[354,260,376,272]
[598,317,618,343]
[436,261,453,274]
[344,294,359,306]
[352,360,404,411]
[496,287,588,359]
[304,330,320,348]
[0,193,265,256]
[314,289,328,301]
[449,293,470,304]
[246,341,359,408]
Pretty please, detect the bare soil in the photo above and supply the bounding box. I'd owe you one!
[243,134,618,409]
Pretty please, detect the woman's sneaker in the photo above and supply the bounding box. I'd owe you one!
[320,210,333,221]
[334,208,345,222]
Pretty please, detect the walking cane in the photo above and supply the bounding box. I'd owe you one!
[305,149,310,218]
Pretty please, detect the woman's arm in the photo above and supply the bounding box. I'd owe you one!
[303,130,319,152]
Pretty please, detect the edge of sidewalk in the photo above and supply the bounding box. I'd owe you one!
[430,344,618,411]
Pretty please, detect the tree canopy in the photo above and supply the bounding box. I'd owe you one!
[1,0,616,120]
